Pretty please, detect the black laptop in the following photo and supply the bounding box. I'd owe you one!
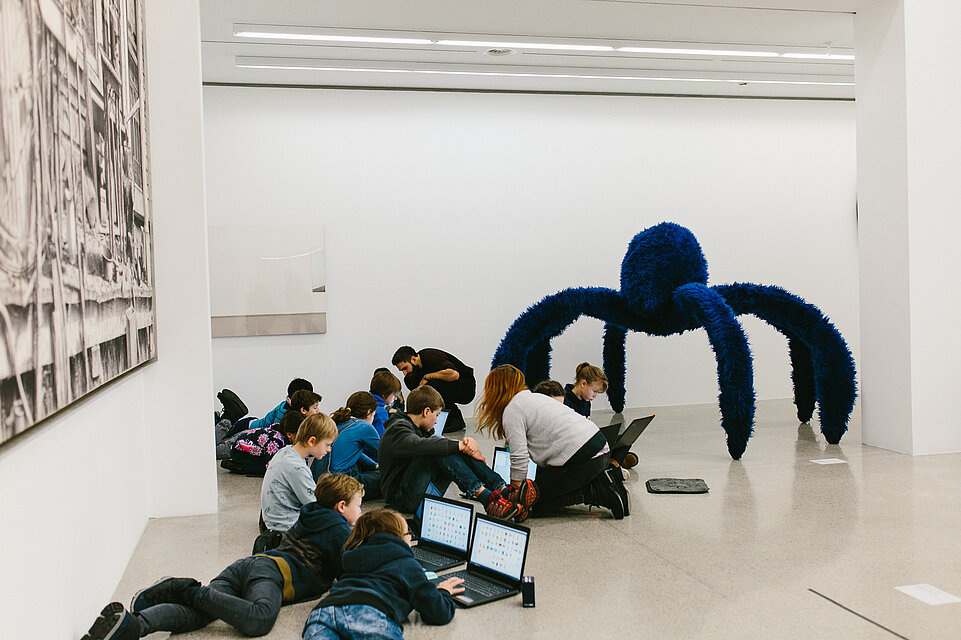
[599,414,654,463]
[411,494,473,572]
[430,514,531,607]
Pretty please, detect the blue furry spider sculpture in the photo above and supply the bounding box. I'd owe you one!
[491,222,857,460]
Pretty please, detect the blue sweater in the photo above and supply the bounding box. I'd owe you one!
[330,417,380,474]
[262,503,350,603]
[247,400,289,430]
[371,394,390,437]
[312,533,456,626]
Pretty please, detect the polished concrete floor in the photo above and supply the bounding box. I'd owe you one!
[113,398,961,639]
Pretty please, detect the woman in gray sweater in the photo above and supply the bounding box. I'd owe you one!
[476,365,628,519]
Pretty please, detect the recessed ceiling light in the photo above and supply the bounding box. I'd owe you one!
[234,30,432,46]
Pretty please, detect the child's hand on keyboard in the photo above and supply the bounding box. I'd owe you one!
[437,576,465,595]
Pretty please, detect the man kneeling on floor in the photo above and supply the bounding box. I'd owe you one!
[378,386,529,522]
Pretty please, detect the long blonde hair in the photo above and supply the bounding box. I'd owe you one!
[475,365,528,440]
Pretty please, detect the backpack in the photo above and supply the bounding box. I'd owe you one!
[222,426,287,476]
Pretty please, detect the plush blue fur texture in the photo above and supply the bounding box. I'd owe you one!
[491,222,857,459]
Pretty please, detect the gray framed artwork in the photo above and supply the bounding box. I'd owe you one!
[0,0,156,446]
[207,225,327,338]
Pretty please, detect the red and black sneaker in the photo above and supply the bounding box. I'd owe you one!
[485,496,523,521]
[506,479,539,510]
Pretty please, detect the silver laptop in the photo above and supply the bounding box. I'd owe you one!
[491,446,537,484]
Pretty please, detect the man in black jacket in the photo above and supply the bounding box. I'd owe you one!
[378,386,524,521]
[391,346,475,433]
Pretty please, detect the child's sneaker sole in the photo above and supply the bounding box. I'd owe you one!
[81,602,126,640]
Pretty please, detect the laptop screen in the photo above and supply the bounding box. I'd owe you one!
[420,495,472,553]
[492,447,537,484]
[432,410,449,435]
[469,516,529,582]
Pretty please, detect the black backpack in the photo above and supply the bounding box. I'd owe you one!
[217,388,249,423]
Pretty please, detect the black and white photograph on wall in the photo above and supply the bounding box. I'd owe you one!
[0,0,155,446]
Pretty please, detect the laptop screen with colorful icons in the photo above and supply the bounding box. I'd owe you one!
[468,514,530,582]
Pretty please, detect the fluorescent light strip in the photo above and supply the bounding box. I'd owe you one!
[618,47,777,58]
[782,52,855,60]
[234,31,433,45]
[436,39,613,52]
[236,63,853,86]
[617,47,854,60]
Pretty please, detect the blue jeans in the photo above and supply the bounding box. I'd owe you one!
[136,556,283,637]
[303,604,403,640]
[388,453,507,513]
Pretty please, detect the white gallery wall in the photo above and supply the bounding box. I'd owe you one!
[204,86,859,436]
[0,1,217,639]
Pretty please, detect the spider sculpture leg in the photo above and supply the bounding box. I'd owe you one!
[491,287,634,378]
[603,324,628,413]
[713,284,857,444]
[788,338,816,423]
[672,284,756,459]
[525,339,553,388]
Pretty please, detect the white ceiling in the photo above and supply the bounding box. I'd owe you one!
[199,0,870,99]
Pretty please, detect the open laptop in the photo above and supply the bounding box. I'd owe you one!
[599,414,655,463]
[426,410,449,437]
[491,446,537,485]
[430,514,531,607]
[411,495,473,572]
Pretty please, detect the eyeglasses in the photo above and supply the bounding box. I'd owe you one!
[402,530,413,539]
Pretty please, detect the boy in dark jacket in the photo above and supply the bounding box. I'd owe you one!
[81,475,364,640]
[304,509,463,638]
[378,386,525,521]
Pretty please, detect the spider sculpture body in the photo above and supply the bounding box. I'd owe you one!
[491,222,856,459]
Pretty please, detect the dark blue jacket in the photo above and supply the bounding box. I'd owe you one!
[262,503,350,603]
[312,532,457,626]
[564,383,591,418]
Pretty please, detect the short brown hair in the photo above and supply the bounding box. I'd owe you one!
[406,386,444,416]
[290,389,322,413]
[345,508,406,550]
[532,380,565,397]
[370,370,401,398]
[314,473,364,507]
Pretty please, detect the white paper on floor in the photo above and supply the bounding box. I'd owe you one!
[810,458,848,465]
[895,584,961,605]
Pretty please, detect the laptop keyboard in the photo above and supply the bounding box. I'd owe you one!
[445,571,510,598]
[413,547,456,568]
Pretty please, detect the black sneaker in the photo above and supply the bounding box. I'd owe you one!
[82,602,140,640]
[130,577,200,613]
[217,389,248,423]
[584,474,625,520]
[252,531,284,554]
[606,468,631,517]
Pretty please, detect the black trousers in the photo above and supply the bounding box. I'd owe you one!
[531,432,610,514]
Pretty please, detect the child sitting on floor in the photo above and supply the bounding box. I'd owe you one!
[564,362,609,419]
[369,369,402,437]
[378,386,525,521]
[303,508,463,640]
[261,413,338,533]
[81,474,364,640]
[221,390,322,475]
[330,392,382,498]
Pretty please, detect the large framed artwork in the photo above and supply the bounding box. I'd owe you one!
[0,0,156,446]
